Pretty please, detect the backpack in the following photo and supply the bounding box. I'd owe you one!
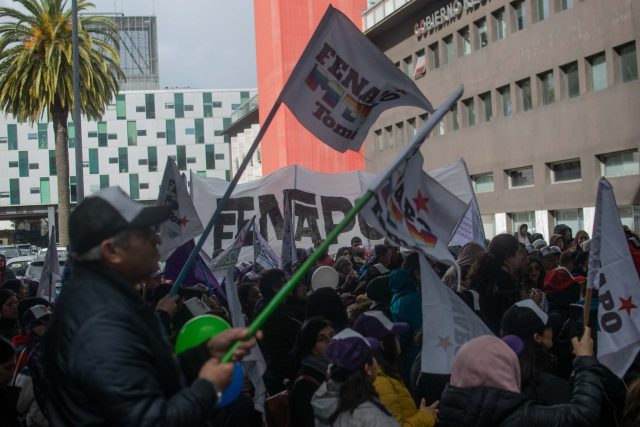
[265,374,320,427]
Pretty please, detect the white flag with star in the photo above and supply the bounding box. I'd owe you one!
[588,177,640,378]
[157,158,204,261]
[419,253,492,374]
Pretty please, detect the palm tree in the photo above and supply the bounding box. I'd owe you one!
[0,0,124,245]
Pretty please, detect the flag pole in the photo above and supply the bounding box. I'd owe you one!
[169,99,282,296]
[222,86,464,362]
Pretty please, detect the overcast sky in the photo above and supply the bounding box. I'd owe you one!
[0,0,258,89]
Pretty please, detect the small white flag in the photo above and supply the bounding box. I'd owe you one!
[157,158,204,261]
[279,5,433,153]
[254,226,280,270]
[419,254,493,374]
[38,226,61,301]
[588,177,640,377]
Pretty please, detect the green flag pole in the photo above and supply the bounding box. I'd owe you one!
[221,190,374,362]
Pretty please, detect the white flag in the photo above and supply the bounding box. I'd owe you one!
[280,191,297,275]
[279,5,433,153]
[419,254,493,374]
[360,149,467,265]
[588,177,640,377]
[38,227,61,302]
[157,158,204,261]
[211,216,267,412]
[428,158,486,248]
[254,226,280,270]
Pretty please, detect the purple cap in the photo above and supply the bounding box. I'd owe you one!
[326,328,380,372]
[353,310,410,341]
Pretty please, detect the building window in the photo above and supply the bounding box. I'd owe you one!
[561,61,580,98]
[184,105,194,112]
[165,102,174,109]
[67,122,75,148]
[512,0,527,31]
[28,163,38,170]
[493,7,507,41]
[7,124,17,150]
[18,151,29,177]
[507,166,534,188]
[444,35,455,64]
[407,118,417,139]
[156,131,166,139]
[69,176,77,203]
[135,106,145,113]
[536,0,549,22]
[129,174,139,200]
[463,98,475,127]
[205,145,215,169]
[49,150,56,176]
[116,94,126,120]
[88,131,97,138]
[471,173,494,193]
[203,92,213,118]
[174,93,185,118]
[145,93,156,119]
[118,147,128,173]
[599,149,639,178]
[385,126,393,148]
[108,133,118,140]
[615,41,638,83]
[100,175,109,189]
[479,92,492,122]
[402,55,413,78]
[459,27,471,56]
[498,85,512,117]
[510,211,535,234]
[375,130,383,152]
[618,205,640,235]
[215,153,225,160]
[414,49,426,79]
[195,118,205,144]
[516,78,532,111]
[166,119,176,145]
[588,52,607,92]
[395,122,405,145]
[137,129,147,137]
[38,123,48,149]
[108,157,118,164]
[175,146,186,170]
[185,128,195,136]
[429,42,439,70]
[552,209,583,233]
[212,101,222,108]
[539,70,555,105]
[140,183,150,190]
[559,0,573,11]
[148,146,158,172]
[98,122,107,147]
[475,18,488,49]
[9,179,20,205]
[435,121,445,137]
[89,148,99,174]
[450,104,459,130]
[8,161,18,168]
[127,121,137,146]
[549,159,581,183]
[138,159,148,166]
[40,178,50,204]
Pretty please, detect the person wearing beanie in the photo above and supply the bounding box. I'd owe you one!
[438,330,605,427]
[0,290,19,340]
[500,300,571,405]
[311,328,400,427]
[354,311,438,427]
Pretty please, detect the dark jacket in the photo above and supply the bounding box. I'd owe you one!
[438,356,604,427]
[43,261,219,427]
[471,270,521,335]
[523,370,571,405]
[289,355,327,427]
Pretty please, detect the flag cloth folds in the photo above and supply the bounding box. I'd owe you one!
[280,191,297,276]
[279,5,433,153]
[254,225,280,270]
[37,226,60,302]
[210,217,267,412]
[587,177,640,378]
[164,240,222,298]
[360,149,467,265]
[419,254,492,374]
[157,158,204,261]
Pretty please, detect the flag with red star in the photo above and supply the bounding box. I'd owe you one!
[588,177,640,378]
[419,254,492,374]
[157,158,204,261]
[360,149,467,265]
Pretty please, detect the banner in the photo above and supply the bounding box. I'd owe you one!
[37,226,60,301]
[588,177,640,377]
[191,165,384,262]
[419,254,492,374]
[157,158,204,261]
[279,5,433,153]
[254,225,281,271]
[280,190,297,275]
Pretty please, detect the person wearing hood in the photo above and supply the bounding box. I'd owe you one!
[366,276,393,318]
[312,328,399,427]
[515,224,533,245]
[442,242,485,291]
[306,287,348,332]
[554,224,573,248]
[289,317,335,427]
[0,290,19,340]
[500,300,571,405]
[438,328,605,427]
[354,311,438,427]
[0,254,16,288]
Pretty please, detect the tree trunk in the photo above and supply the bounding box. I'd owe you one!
[51,103,70,246]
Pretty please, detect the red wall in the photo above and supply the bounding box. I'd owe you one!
[254,0,367,175]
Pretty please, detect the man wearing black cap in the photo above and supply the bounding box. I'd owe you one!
[43,187,257,426]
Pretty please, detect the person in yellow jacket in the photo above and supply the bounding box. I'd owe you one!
[354,311,439,427]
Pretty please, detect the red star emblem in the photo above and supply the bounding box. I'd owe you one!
[436,336,452,352]
[618,296,638,316]
[178,216,189,227]
[413,190,430,213]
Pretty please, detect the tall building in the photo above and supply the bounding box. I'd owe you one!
[0,89,256,223]
[361,0,640,238]
[254,0,367,175]
[224,94,262,184]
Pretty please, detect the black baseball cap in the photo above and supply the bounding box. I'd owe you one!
[70,187,172,255]
[501,299,549,338]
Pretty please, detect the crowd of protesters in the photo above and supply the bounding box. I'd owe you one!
[1,188,640,426]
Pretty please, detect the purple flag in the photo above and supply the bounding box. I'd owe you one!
[164,240,225,301]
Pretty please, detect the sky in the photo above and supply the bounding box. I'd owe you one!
[0,0,259,89]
